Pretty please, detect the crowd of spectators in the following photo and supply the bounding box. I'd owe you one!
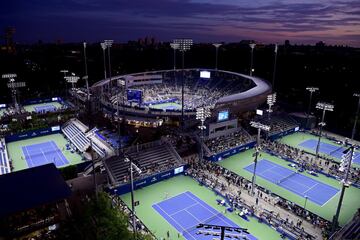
[185,156,331,239]
[205,129,253,154]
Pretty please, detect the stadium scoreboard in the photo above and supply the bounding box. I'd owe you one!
[200,71,211,79]
[217,110,229,122]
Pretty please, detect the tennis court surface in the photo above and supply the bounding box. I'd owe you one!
[299,139,360,164]
[34,104,57,113]
[22,141,68,168]
[244,159,339,206]
[153,191,256,240]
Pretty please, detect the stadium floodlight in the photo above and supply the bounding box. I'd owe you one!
[173,38,193,127]
[249,43,256,76]
[100,42,107,79]
[104,40,114,86]
[65,75,80,89]
[351,93,360,140]
[85,131,98,199]
[124,156,142,239]
[83,42,90,101]
[331,146,354,234]
[196,107,211,161]
[2,73,25,113]
[170,43,179,70]
[267,93,277,121]
[305,87,319,128]
[250,121,270,195]
[213,43,222,70]
[314,102,334,160]
[272,44,278,90]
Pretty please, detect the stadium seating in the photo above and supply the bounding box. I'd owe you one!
[104,140,185,184]
[62,119,106,158]
[255,114,299,136]
[205,128,254,155]
[0,138,11,175]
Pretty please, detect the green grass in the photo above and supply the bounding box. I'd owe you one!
[6,133,83,171]
[149,102,181,110]
[23,102,63,113]
[217,149,360,226]
[121,175,283,240]
[278,131,360,166]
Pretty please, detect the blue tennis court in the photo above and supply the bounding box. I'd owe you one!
[34,104,57,113]
[299,139,360,164]
[244,159,339,206]
[153,191,256,240]
[22,141,69,168]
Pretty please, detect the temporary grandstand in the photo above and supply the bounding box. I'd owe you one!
[0,138,11,175]
[104,139,185,185]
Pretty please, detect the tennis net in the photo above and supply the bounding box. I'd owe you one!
[182,211,222,234]
[277,171,297,184]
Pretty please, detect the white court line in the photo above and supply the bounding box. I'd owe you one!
[155,203,197,240]
[50,141,66,166]
[152,191,189,205]
[320,188,340,207]
[302,183,319,196]
[24,146,34,167]
[40,148,51,164]
[170,202,200,217]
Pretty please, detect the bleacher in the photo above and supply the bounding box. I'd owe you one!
[0,138,11,175]
[62,119,106,158]
[255,114,299,136]
[205,128,254,155]
[104,140,185,185]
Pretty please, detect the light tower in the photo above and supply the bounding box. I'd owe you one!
[196,107,211,161]
[124,156,142,239]
[100,42,107,79]
[213,43,222,70]
[64,75,79,90]
[83,42,90,100]
[272,44,278,90]
[170,42,179,70]
[2,73,26,113]
[249,43,256,76]
[315,102,334,160]
[173,38,193,126]
[60,70,69,98]
[104,40,114,86]
[305,87,319,128]
[351,93,360,140]
[331,146,354,234]
[267,93,277,120]
[250,121,270,195]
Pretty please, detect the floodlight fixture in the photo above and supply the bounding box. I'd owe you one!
[2,73,17,79]
[306,87,319,93]
[173,38,193,52]
[316,102,334,111]
[250,121,271,132]
[249,43,256,76]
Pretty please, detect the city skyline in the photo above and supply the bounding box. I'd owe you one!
[1,0,360,46]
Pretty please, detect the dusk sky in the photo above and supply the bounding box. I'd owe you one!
[2,0,360,46]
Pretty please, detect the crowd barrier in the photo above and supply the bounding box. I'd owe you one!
[4,126,61,143]
[110,165,188,195]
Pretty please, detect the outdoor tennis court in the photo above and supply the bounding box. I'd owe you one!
[34,104,57,113]
[244,159,339,206]
[22,140,69,168]
[299,139,360,164]
[153,191,256,240]
[149,102,182,110]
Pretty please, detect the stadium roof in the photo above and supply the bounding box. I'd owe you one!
[0,164,71,217]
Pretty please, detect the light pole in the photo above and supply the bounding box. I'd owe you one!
[304,195,308,210]
[213,43,222,70]
[267,93,277,120]
[272,44,278,90]
[86,132,98,200]
[315,102,334,161]
[249,43,256,76]
[104,40,114,87]
[100,42,107,79]
[250,121,270,195]
[125,157,142,239]
[173,39,193,127]
[83,42,90,101]
[2,73,26,113]
[196,107,211,161]
[305,87,319,128]
[351,93,360,140]
[331,146,354,234]
[60,70,69,97]
[170,43,179,70]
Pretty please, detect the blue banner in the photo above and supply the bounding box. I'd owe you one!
[5,126,62,143]
[206,141,256,162]
[110,165,188,195]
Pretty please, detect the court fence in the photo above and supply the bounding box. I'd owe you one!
[4,126,61,143]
